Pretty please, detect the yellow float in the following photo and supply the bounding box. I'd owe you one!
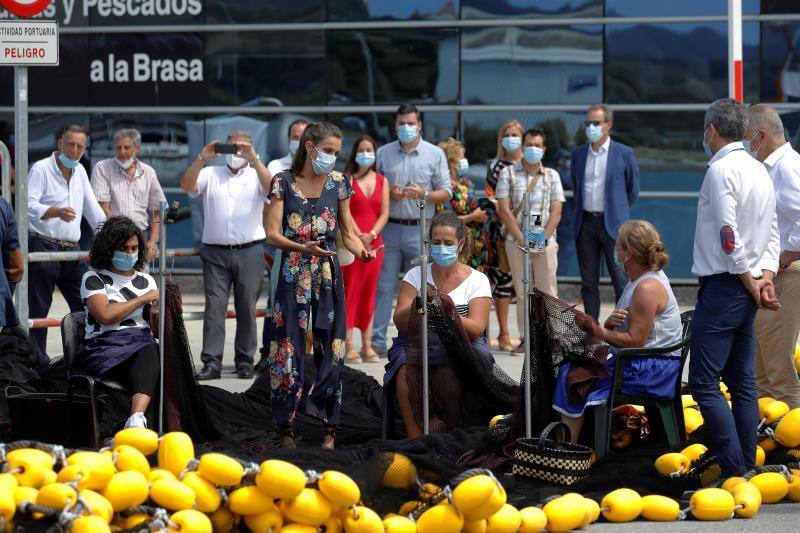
[255,459,306,499]
[640,495,680,521]
[749,472,789,503]
[600,488,643,523]
[689,488,735,521]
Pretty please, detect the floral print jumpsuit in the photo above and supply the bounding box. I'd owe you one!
[267,170,352,429]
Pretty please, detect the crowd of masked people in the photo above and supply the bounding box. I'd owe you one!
[1,98,798,470]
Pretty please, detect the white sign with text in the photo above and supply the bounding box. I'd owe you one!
[0,20,58,65]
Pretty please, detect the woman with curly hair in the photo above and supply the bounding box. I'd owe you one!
[76,216,160,429]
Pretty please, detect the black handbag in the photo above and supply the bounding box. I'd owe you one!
[512,421,594,485]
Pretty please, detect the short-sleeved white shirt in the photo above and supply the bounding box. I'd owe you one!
[402,265,492,316]
[80,269,157,339]
[495,163,566,244]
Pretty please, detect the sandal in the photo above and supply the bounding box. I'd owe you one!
[322,425,336,450]
[497,334,512,352]
[361,348,380,363]
[345,350,362,364]
[279,424,296,448]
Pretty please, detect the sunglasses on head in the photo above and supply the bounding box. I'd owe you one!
[584,120,606,127]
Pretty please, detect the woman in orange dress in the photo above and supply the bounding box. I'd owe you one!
[341,135,389,363]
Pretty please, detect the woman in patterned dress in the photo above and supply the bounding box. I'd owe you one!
[437,138,489,272]
[265,122,380,449]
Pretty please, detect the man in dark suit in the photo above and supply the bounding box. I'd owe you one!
[571,104,640,319]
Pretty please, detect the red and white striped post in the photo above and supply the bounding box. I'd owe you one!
[728,0,743,102]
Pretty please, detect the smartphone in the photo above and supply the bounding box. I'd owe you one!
[214,143,239,155]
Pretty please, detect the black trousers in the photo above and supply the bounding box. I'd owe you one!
[28,236,87,369]
[575,212,627,320]
[104,343,160,397]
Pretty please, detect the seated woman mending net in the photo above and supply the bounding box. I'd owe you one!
[383,210,493,438]
[552,219,682,443]
[76,216,160,429]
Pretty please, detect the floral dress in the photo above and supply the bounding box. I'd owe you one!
[267,170,352,430]
[440,176,489,273]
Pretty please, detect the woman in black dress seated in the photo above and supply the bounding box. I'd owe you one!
[76,216,160,429]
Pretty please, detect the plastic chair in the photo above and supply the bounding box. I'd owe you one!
[592,309,693,459]
[62,311,129,447]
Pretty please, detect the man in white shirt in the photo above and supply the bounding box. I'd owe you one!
[181,130,272,380]
[746,104,800,408]
[266,119,308,177]
[689,98,781,479]
[27,125,106,366]
[92,128,166,261]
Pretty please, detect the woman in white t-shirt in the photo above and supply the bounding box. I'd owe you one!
[76,216,160,429]
[384,211,492,438]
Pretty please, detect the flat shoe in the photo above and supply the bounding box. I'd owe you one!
[345,350,362,364]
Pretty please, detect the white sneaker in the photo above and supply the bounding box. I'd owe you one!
[125,412,148,429]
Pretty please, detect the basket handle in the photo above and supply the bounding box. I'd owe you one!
[538,421,572,444]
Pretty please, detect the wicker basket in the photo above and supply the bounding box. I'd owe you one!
[512,422,594,485]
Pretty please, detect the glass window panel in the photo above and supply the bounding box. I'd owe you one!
[26,113,91,164]
[606,0,760,16]
[205,0,324,24]
[84,1,204,26]
[760,1,799,14]
[328,0,457,21]
[606,23,731,103]
[206,31,324,106]
[744,21,760,103]
[461,25,602,105]
[461,1,602,19]
[327,29,459,104]
[629,198,698,280]
[761,21,800,102]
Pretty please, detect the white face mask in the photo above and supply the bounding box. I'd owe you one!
[226,154,247,169]
[115,157,135,170]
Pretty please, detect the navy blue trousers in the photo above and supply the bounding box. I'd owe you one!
[688,273,759,477]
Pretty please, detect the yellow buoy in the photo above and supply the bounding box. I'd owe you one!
[67,451,115,491]
[518,507,547,533]
[655,453,690,476]
[382,453,418,490]
[149,477,196,511]
[36,482,77,510]
[7,449,53,488]
[42,469,58,486]
[228,485,276,516]
[101,471,149,512]
[398,501,422,516]
[113,427,159,455]
[640,495,680,521]
[721,477,746,492]
[416,503,463,533]
[281,525,319,533]
[542,495,585,533]
[209,506,237,533]
[197,453,244,487]
[340,505,384,533]
[461,483,506,522]
[755,446,766,467]
[418,483,441,500]
[762,401,790,424]
[0,489,15,524]
[124,514,149,528]
[759,436,778,454]
[283,488,332,526]
[452,475,498,515]
[749,472,789,503]
[600,488,643,523]
[583,498,600,525]
[12,485,36,506]
[323,515,344,533]
[157,432,195,477]
[319,471,361,508]
[181,472,221,513]
[680,443,708,463]
[148,468,177,484]
[243,507,283,533]
[731,482,762,518]
[56,464,92,490]
[383,515,416,533]
[786,473,800,502]
[461,519,486,533]
[775,408,800,447]
[113,445,150,476]
[758,397,776,417]
[255,459,306,500]
[681,395,697,409]
[683,409,704,435]
[78,489,114,523]
[719,382,731,400]
[71,515,111,533]
[168,509,213,533]
[689,488,735,521]
[485,503,521,533]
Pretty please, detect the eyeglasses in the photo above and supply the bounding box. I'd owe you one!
[584,120,606,127]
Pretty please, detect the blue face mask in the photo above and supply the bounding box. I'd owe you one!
[430,244,459,266]
[523,146,544,164]
[457,158,469,177]
[112,251,138,272]
[502,136,522,153]
[398,124,418,144]
[744,133,760,159]
[613,249,626,268]
[586,124,604,143]
[702,127,713,158]
[288,140,300,155]
[355,151,375,168]
[58,152,81,169]
[312,145,337,175]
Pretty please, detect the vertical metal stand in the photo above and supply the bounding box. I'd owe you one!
[521,190,533,439]
[14,67,29,326]
[417,196,430,435]
[157,203,167,433]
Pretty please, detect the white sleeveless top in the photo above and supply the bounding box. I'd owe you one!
[613,270,682,357]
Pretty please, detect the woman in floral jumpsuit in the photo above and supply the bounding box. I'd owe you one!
[265,122,379,449]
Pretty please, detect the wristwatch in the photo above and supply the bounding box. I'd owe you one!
[249,153,261,164]
[369,230,377,240]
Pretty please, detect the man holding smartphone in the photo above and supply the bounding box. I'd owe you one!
[371,103,452,357]
[180,130,272,380]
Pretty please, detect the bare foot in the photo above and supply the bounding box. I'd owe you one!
[345,349,362,364]
[322,427,335,450]
[361,348,380,363]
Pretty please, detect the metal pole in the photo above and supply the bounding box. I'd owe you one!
[728,0,743,101]
[14,67,29,327]
[521,190,533,439]
[0,141,11,203]
[418,195,429,435]
[157,203,167,433]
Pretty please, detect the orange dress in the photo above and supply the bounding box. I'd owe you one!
[342,173,385,331]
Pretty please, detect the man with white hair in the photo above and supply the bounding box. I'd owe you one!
[181,130,271,380]
[689,98,781,479]
[746,104,800,408]
[91,128,166,261]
